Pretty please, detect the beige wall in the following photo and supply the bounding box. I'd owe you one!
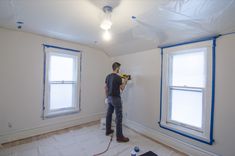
[1,26,235,155]
[113,34,235,156]
[0,28,111,143]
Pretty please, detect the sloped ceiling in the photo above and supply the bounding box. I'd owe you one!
[0,0,235,56]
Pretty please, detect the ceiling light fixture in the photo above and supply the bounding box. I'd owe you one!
[100,6,113,30]
[103,30,111,41]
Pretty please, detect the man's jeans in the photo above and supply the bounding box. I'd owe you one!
[106,96,123,137]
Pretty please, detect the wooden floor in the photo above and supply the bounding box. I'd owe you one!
[0,121,187,156]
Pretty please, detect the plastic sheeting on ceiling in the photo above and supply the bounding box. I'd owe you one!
[130,0,235,47]
[96,0,235,55]
[0,0,234,56]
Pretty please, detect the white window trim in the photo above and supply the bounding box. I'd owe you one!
[159,40,214,143]
[43,45,81,118]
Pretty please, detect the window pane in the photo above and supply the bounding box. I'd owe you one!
[172,51,205,87]
[49,55,75,81]
[170,89,202,128]
[50,84,73,110]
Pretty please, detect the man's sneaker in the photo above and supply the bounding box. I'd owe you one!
[106,129,114,136]
[117,136,129,142]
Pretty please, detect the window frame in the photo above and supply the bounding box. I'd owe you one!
[43,44,81,118]
[159,38,217,145]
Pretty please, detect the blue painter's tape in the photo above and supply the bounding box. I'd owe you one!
[16,21,24,24]
[42,46,46,120]
[158,35,220,49]
[43,44,80,53]
[209,37,216,144]
[158,36,218,145]
[131,16,137,19]
[159,48,163,123]
[159,124,212,145]
[221,32,235,36]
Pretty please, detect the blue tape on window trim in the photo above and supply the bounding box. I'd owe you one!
[42,46,46,120]
[221,32,235,36]
[210,37,216,144]
[159,124,212,145]
[158,36,220,145]
[158,35,220,49]
[159,48,163,123]
[43,44,80,53]
[78,51,83,112]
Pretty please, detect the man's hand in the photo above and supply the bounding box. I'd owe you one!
[124,77,128,83]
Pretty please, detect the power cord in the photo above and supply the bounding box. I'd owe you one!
[93,133,114,156]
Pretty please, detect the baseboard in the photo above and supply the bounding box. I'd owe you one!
[124,119,218,156]
[0,112,105,144]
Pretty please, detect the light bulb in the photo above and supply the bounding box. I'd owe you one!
[103,30,111,41]
[100,19,112,30]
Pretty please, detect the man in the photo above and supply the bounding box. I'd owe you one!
[105,62,129,142]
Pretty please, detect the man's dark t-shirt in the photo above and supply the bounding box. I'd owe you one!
[105,73,122,97]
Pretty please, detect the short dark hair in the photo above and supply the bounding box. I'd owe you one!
[112,62,121,71]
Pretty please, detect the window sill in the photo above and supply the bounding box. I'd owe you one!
[159,121,212,144]
[44,109,80,119]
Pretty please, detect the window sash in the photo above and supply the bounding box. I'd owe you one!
[168,49,207,88]
[167,86,205,132]
[48,53,78,82]
[47,83,78,111]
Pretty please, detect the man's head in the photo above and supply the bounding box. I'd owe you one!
[112,62,121,73]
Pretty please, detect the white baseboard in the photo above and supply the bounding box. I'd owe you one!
[124,119,218,156]
[0,112,105,144]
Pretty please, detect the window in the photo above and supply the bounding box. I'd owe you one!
[43,45,81,118]
[159,39,216,144]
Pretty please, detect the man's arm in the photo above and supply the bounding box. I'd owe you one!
[105,75,109,97]
[120,77,128,91]
[105,84,108,97]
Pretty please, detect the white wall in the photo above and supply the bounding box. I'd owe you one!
[0,28,111,143]
[1,26,235,155]
[113,34,235,156]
